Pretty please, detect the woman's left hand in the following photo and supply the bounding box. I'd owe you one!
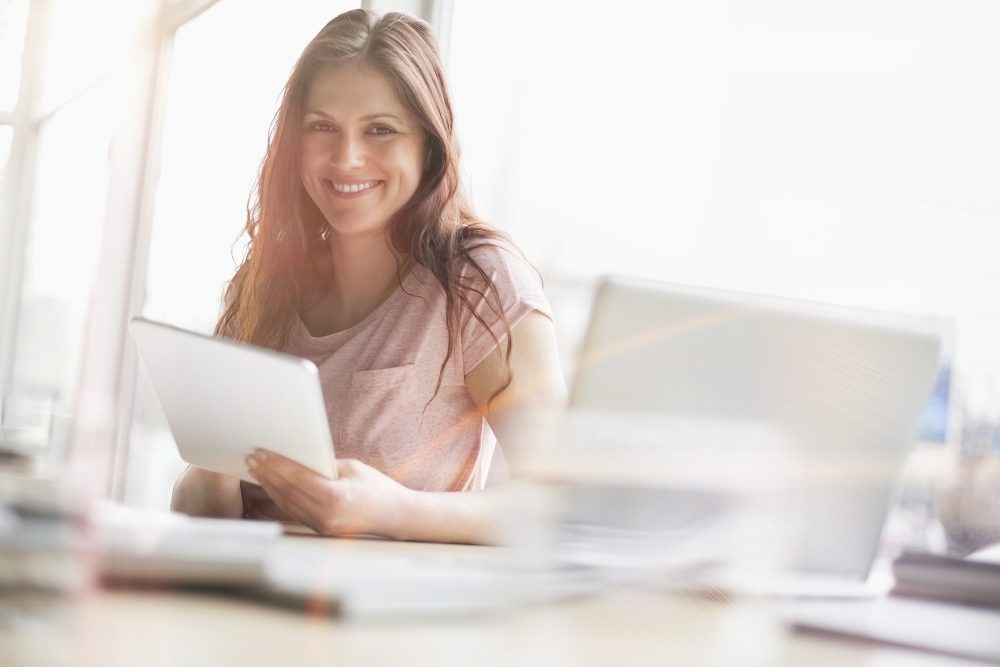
[245,450,412,538]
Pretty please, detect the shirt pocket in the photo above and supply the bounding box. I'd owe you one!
[340,364,419,474]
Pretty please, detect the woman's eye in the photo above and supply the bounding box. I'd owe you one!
[309,122,335,132]
[370,126,396,136]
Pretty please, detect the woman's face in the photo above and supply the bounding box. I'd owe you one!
[300,62,425,240]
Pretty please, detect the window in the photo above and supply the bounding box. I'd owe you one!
[1,0,137,443]
[0,0,29,110]
[8,81,115,432]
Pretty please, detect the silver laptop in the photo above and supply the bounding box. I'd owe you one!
[560,277,942,593]
[130,317,338,483]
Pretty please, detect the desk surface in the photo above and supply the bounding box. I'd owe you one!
[0,535,980,667]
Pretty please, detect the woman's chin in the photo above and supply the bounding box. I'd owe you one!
[322,218,390,240]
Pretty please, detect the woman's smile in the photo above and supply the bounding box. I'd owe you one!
[325,178,384,199]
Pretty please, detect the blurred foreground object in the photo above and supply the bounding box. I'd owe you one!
[891,545,1000,608]
[520,413,797,593]
[937,450,1000,554]
[0,473,84,594]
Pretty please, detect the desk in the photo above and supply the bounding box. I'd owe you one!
[0,535,980,666]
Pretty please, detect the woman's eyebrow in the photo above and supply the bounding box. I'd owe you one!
[361,112,405,123]
[303,110,405,124]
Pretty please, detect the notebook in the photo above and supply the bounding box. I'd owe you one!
[788,597,1000,664]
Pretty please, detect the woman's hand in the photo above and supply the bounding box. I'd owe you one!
[245,450,413,538]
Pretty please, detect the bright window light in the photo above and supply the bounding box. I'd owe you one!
[0,0,29,111]
[449,0,1000,420]
[9,81,115,428]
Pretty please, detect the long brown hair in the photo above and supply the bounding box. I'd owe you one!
[216,9,519,404]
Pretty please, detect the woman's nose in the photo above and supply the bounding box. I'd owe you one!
[330,134,366,170]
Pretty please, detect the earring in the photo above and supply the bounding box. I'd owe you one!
[320,226,331,241]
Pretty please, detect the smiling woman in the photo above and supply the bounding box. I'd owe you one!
[169,9,566,544]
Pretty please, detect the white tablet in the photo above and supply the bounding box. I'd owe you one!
[130,317,338,483]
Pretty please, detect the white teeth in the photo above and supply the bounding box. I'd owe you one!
[331,181,378,194]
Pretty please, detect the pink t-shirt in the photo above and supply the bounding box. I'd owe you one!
[282,242,551,492]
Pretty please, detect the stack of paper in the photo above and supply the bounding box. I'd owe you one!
[892,549,1000,608]
[0,474,87,593]
[90,502,282,587]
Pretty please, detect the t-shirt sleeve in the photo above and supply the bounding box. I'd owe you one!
[459,242,553,374]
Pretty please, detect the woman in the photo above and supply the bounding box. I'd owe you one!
[170,9,565,544]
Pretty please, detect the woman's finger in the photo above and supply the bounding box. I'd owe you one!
[255,473,315,525]
[253,450,334,506]
[248,461,311,516]
[250,458,336,532]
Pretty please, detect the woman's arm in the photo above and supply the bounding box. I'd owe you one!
[464,309,567,478]
[245,310,566,544]
[387,309,566,543]
[170,466,244,518]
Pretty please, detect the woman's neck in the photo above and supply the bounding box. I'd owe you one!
[304,231,408,335]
